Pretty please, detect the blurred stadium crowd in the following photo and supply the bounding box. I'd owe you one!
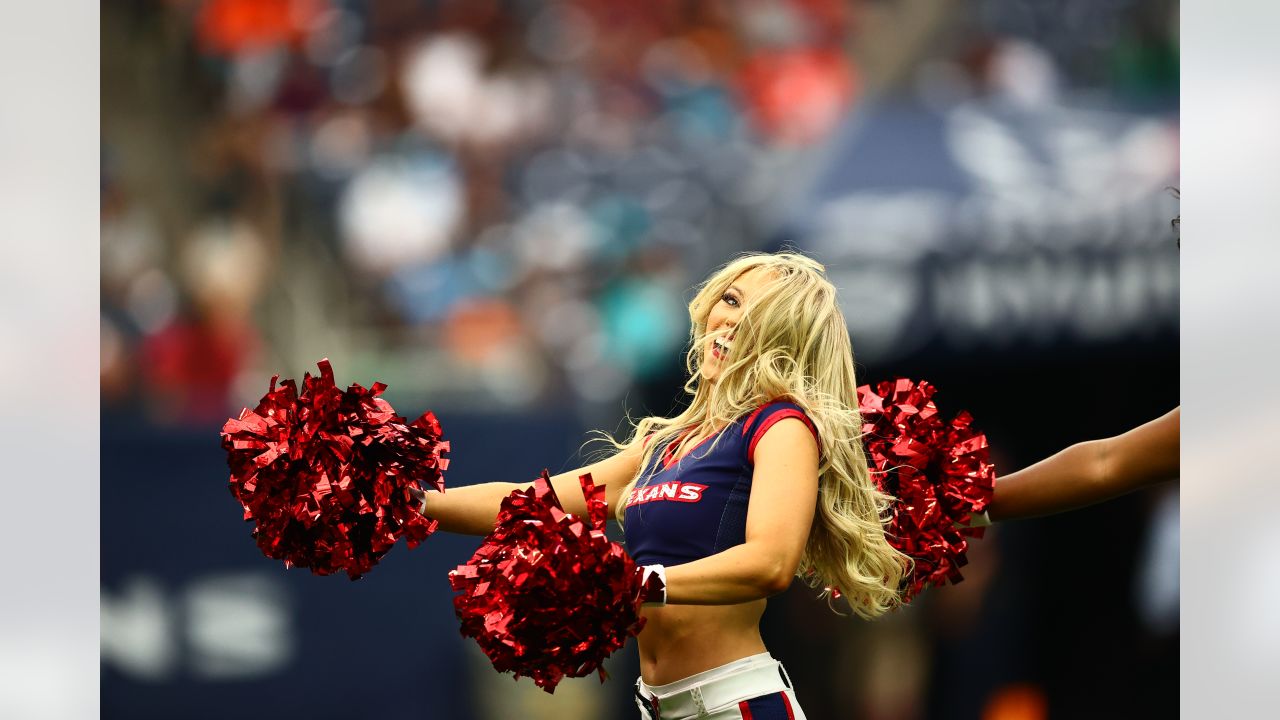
[101,0,1176,425]
[101,2,1178,719]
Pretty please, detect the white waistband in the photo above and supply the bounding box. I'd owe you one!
[637,654,790,718]
[641,652,776,697]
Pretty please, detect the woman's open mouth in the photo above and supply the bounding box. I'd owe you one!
[711,335,733,360]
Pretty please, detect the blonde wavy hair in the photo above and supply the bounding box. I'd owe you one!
[608,251,909,618]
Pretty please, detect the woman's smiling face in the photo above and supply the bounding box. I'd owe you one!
[700,266,776,383]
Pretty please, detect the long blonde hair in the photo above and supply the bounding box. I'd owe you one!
[609,251,908,618]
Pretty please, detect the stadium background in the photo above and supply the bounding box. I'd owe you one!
[100,1,1179,718]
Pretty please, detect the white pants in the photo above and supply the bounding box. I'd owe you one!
[634,652,806,719]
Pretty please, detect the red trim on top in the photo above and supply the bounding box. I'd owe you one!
[659,429,688,467]
[747,410,819,464]
[738,700,754,720]
[662,428,721,469]
[740,405,769,437]
[781,691,796,719]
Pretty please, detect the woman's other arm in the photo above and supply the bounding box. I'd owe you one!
[988,407,1179,522]
[412,441,645,536]
[662,418,820,604]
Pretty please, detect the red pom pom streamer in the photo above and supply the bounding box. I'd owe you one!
[450,472,647,693]
[220,359,449,579]
[858,378,996,602]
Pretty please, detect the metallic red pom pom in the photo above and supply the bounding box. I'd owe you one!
[220,359,449,579]
[450,472,646,693]
[858,378,996,602]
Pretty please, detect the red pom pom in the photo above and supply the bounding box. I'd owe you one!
[220,359,449,579]
[858,378,996,602]
[450,472,647,693]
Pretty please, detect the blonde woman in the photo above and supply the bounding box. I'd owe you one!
[415,252,908,719]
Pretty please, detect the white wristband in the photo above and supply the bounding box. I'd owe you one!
[417,487,441,517]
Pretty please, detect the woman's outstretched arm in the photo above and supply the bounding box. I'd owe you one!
[987,406,1179,522]
[411,442,645,535]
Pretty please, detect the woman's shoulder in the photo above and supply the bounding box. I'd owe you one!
[740,398,820,462]
[740,397,811,429]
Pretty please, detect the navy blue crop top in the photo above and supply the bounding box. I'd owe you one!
[622,401,820,568]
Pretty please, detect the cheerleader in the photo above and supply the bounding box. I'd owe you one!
[414,252,909,719]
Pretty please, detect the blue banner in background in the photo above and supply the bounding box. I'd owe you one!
[780,100,1180,363]
[101,411,592,720]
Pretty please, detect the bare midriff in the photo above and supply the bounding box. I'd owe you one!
[636,599,768,686]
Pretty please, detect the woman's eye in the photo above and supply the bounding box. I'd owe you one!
[722,293,739,307]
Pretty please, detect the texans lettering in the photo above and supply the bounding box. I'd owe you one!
[626,480,709,507]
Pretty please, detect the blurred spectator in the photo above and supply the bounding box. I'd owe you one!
[139,214,267,424]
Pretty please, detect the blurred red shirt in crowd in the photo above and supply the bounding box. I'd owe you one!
[141,313,260,425]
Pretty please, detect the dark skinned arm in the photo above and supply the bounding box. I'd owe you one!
[985,407,1179,522]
